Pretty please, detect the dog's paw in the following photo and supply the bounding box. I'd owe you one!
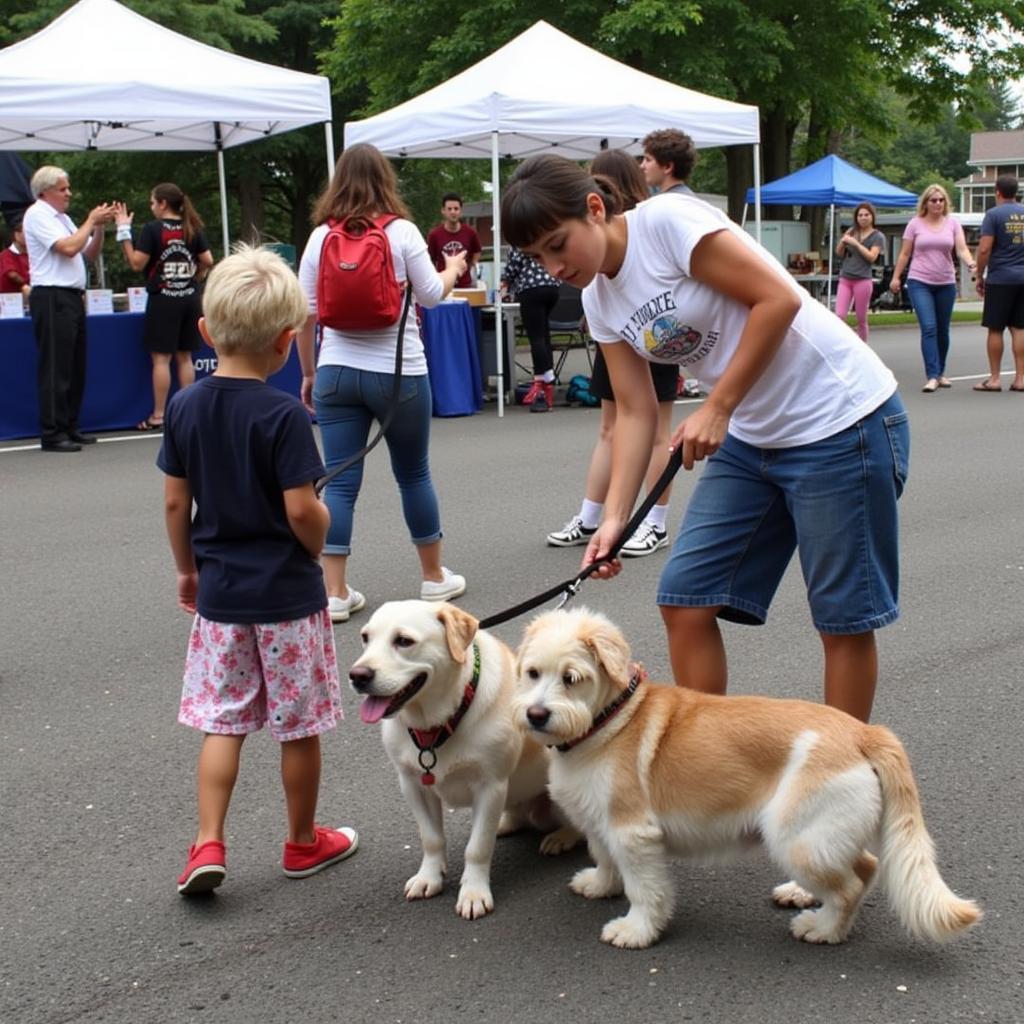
[600,914,659,949]
[790,909,845,945]
[539,825,583,856]
[455,884,494,920]
[772,880,820,908]
[404,871,445,901]
[570,866,623,899]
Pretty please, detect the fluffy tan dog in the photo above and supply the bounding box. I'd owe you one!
[349,600,577,920]
[513,607,982,949]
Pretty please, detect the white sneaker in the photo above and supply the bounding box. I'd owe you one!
[328,588,366,623]
[546,515,598,547]
[683,378,702,397]
[620,521,669,558]
[420,567,466,602]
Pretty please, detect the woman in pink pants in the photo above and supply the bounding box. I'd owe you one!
[835,203,885,341]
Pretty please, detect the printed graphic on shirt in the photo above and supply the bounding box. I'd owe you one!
[620,289,719,366]
[149,222,198,297]
[440,239,469,258]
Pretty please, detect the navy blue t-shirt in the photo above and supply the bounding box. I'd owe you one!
[157,375,327,624]
[981,201,1024,285]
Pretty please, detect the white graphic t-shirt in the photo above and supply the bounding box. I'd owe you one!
[583,195,897,447]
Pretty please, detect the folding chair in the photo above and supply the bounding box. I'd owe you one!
[548,282,593,382]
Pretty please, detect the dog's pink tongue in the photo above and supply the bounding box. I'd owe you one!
[360,696,391,724]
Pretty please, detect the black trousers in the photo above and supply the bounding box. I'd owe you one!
[29,286,87,441]
[518,285,560,376]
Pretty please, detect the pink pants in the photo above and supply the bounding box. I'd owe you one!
[835,277,873,341]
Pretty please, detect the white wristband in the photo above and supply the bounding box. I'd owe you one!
[116,224,132,243]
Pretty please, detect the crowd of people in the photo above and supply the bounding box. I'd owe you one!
[7,143,1022,896]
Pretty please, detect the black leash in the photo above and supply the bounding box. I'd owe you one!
[314,285,413,496]
[479,444,684,630]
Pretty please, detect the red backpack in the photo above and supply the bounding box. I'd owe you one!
[316,214,403,331]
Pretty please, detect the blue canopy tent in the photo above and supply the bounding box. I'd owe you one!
[744,154,918,303]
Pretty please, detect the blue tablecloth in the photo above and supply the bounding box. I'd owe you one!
[0,311,303,441]
[419,302,482,417]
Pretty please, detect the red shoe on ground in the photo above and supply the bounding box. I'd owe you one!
[177,840,227,895]
[521,380,544,407]
[282,826,359,878]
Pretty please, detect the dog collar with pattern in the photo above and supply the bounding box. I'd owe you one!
[406,641,481,785]
[555,667,644,753]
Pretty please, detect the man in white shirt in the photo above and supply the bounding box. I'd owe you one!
[22,165,113,451]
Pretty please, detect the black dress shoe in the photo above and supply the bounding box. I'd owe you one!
[41,438,82,452]
[68,431,98,445]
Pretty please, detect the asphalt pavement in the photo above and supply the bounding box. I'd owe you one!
[1,321,1022,1023]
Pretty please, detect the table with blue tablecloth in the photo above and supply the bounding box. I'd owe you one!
[419,301,482,417]
[0,311,303,441]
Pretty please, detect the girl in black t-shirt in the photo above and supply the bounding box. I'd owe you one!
[113,183,214,430]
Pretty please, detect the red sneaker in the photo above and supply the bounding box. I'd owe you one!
[282,826,359,878]
[521,380,544,407]
[177,840,226,895]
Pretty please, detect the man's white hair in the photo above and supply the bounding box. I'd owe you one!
[30,165,68,197]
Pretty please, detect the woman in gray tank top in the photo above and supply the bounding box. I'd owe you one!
[835,202,885,342]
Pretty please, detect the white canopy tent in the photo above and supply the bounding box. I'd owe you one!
[0,0,334,254]
[345,21,761,413]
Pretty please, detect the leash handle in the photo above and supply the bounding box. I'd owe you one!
[479,445,684,630]
[314,285,413,496]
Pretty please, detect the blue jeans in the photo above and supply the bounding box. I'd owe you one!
[906,279,957,379]
[313,365,441,554]
[657,393,909,634]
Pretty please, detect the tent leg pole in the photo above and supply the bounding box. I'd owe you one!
[217,146,230,258]
[753,143,762,244]
[491,132,504,418]
[324,122,335,176]
[827,203,834,307]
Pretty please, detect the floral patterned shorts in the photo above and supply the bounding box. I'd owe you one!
[179,610,343,742]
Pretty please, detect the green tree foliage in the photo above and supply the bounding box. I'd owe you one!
[0,0,338,284]
[7,0,274,45]
[5,0,1023,261]
[323,0,1024,219]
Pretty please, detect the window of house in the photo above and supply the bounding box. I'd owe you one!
[971,188,994,213]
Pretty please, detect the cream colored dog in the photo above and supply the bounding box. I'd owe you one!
[513,607,982,949]
[349,600,577,920]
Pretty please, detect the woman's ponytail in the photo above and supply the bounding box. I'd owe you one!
[152,182,204,245]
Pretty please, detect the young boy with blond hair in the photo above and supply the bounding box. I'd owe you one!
[159,245,358,895]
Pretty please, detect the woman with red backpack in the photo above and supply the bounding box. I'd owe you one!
[296,144,468,622]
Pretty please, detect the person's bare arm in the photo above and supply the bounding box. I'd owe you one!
[975,235,994,296]
[113,202,149,271]
[164,475,198,613]
[843,234,881,264]
[53,204,113,261]
[890,238,914,291]
[582,342,658,576]
[284,482,329,558]
[954,224,976,273]
[297,313,318,413]
[670,230,800,469]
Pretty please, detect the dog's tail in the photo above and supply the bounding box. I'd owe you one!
[862,725,981,941]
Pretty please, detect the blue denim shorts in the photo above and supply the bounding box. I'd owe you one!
[657,393,909,634]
